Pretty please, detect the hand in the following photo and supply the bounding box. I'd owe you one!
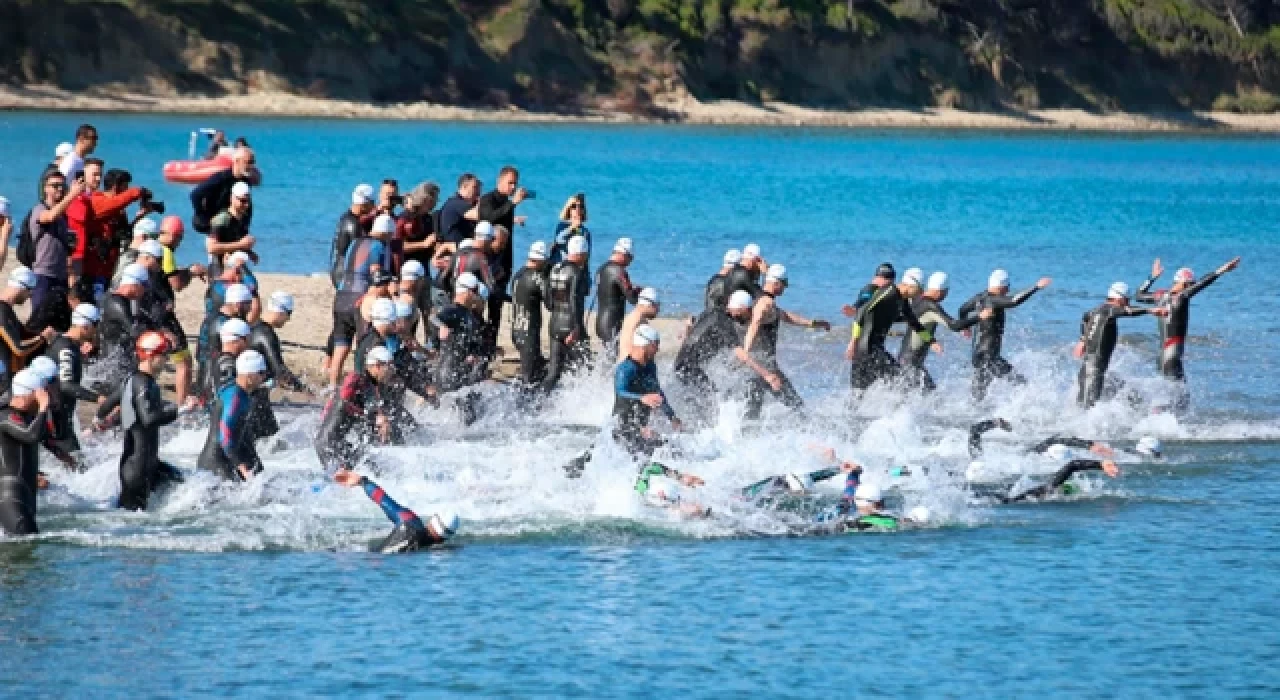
[640,393,665,409]
[1219,256,1241,274]
[840,304,856,318]
[1150,307,1169,317]
[680,473,705,488]
[978,308,994,320]
[376,414,391,443]
[241,235,257,251]
[930,342,943,355]
[1036,277,1052,289]
[68,178,86,198]
[1151,258,1163,278]
[190,263,208,279]
[1072,342,1085,359]
[37,472,49,490]
[514,215,528,227]
[40,327,56,342]
[670,418,684,433]
[81,341,95,356]
[438,326,451,340]
[512,188,527,204]
[237,464,254,481]
[1089,442,1115,458]
[566,330,579,345]
[844,344,856,361]
[33,388,49,412]
[765,373,782,392]
[333,469,362,487]
[1101,460,1121,478]
[811,319,831,331]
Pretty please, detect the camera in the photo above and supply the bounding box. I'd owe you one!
[389,194,404,207]
[139,189,165,214]
[522,189,536,200]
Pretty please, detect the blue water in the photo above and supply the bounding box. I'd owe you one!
[1,113,1279,696]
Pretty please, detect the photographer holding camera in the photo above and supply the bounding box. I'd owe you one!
[478,165,530,336]
[26,170,84,333]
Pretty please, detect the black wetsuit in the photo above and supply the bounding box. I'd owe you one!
[432,304,487,393]
[898,297,979,391]
[675,310,745,424]
[958,285,1041,400]
[725,264,763,300]
[510,266,549,387]
[98,293,159,394]
[330,210,364,288]
[704,271,731,313]
[594,261,639,351]
[613,357,677,458]
[98,371,180,510]
[0,300,46,394]
[0,401,46,535]
[1002,459,1108,502]
[850,285,929,390]
[1076,303,1152,408]
[743,293,803,420]
[542,260,591,392]
[315,371,384,473]
[1135,271,1224,383]
[966,418,1012,458]
[435,249,493,296]
[247,321,304,441]
[45,333,98,456]
[356,476,448,553]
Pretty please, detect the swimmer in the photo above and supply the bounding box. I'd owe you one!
[674,289,753,422]
[957,269,1051,401]
[510,242,550,388]
[613,325,683,459]
[898,272,987,392]
[203,317,252,401]
[332,469,460,553]
[845,264,936,391]
[96,332,183,510]
[1074,282,1166,408]
[99,263,161,393]
[397,260,431,342]
[0,369,51,535]
[0,267,54,394]
[328,213,391,387]
[725,243,766,300]
[634,462,708,517]
[818,483,930,533]
[967,418,1114,460]
[594,238,641,357]
[615,287,660,361]
[315,346,396,474]
[735,265,829,420]
[196,282,253,401]
[26,356,80,472]
[542,236,592,393]
[1000,459,1121,503]
[197,349,268,481]
[703,249,741,313]
[247,291,310,441]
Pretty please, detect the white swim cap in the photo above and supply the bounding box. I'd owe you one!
[372,214,396,235]
[567,236,590,255]
[230,182,252,199]
[458,239,476,251]
[10,369,45,397]
[1107,281,1130,300]
[1045,444,1070,461]
[727,290,753,310]
[784,473,806,493]
[723,249,742,266]
[927,272,949,291]
[429,511,460,539]
[224,284,254,304]
[528,241,548,261]
[0,196,9,218]
[456,272,480,293]
[133,217,159,238]
[71,303,100,326]
[138,240,165,260]
[394,300,414,320]
[853,482,882,504]
[475,282,490,301]
[400,260,425,280]
[117,264,150,288]
[366,345,393,366]
[613,238,633,255]
[1174,268,1195,284]
[227,251,251,269]
[908,506,931,523]
[267,290,295,315]
[219,318,251,340]
[235,349,267,375]
[638,288,659,307]
[988,269,1010,288]
[902,267,924,287]
[352,183,374,205]
[474,221,494,240]
[29,356,57,382]
[371,298,396,324]
[765,264,787,283]
[8,266,37,290]
[742,243,762,260]
[55,142,74,159]
[632,324,660,347]
[1135,436,1163,457]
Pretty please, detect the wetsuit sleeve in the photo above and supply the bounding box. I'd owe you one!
[897,296,932,341]
[968,419,1008,457]
[658,388,677,421]
[932,303,980,332]
[568,268,586,328]
[96,384,124,421]
[0,410,46,444]
[614,362,645,401]
[360,476,426,531]
[479,194,516,224]
[430,306,464,332]
[1045,459,1104,490]
[993,286,1039,309]
[1134,275,1162,303]
[0,325,45,362]
[1184,271,1223,299]
[60,377,99,403]
[136,380,178,428]
[957,293,978,320]
[621,269,639,304]
[262,331,305,391]
[806,467,843,483]
[1030,436,1092,453]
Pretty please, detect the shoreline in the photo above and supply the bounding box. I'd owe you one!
[5,86,1280,133]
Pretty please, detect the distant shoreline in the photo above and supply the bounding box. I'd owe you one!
[5,86,1280,133]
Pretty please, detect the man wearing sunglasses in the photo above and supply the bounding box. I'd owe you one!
[27,171,85,334]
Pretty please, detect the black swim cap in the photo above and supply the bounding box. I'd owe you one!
[875,263,896,280]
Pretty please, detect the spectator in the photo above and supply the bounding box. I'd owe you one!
[0,197,10,266]
[330,184,375,288]
[438,173,480,252]
[397,181,440,272]
[478,165,527,337]
[69,159,147,304]
[27,170,84,333]
[38,143,74,200]
[57,124,98,184]
[204,130,229,160]
[190,146,255,234]
[205,182,256,275]
[550,193,590,267]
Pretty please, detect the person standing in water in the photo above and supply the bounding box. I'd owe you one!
[1134,256,1240,411]
[675,290,752,423]
[725,244,765,300]
[198,350,268,482]
[1074,282,1166,409]
[845,265,934,392]
[0,369,50,535]
[957,269,1051,401]
[594,238,641,357]
[510,242,550,389]
[703,249,741,314]
[735,265,829,420]
[898,272,986,392]
[542,236,592,392]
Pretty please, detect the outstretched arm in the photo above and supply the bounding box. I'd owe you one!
[359,476,426,531]
[969,418,1012,457]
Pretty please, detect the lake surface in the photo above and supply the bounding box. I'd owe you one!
[0,113,1277,696]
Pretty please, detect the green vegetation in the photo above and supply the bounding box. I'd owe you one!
[3,0,1280,113]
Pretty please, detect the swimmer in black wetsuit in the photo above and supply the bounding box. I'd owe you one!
[247,291,312,441]
[725,243,766,300]
[845,265,934,391]
[1134,256,1240,410]
[96,331,183,510]
[0,370,50,535]
[197,350,268,482]
[704,249,741,313]
[594,238,641,356]
[674,290,752,423]
[510,242,550,388]
[957,269,1051,401]
[315,346,395,474]
[1074,282,1166,408]
[897,272,985,392]
[98,263,162,395]
[967,418,1114,460]
[396,260,431,343]
[542,236,592,393]
[1000,459,1120,503]
[333,469,459,553]
[736,265,829,420]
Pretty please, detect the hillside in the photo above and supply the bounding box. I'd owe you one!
[4,0,1280,116]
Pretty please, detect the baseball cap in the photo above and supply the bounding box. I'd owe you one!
[875,262,896,280]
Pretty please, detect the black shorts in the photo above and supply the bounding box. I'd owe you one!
[332,308,360,348]
[162,313,190,352]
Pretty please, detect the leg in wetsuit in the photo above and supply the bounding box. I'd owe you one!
[972,354,1023,401]
[850,347,899,391]
[542,335,591,393]
[743,366,804,421]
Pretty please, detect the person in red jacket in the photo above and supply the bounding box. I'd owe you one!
[68,160,145,304]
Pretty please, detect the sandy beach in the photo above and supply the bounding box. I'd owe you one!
[5,85,1280,133]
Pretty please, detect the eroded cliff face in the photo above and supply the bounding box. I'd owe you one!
[4,0,1279,114]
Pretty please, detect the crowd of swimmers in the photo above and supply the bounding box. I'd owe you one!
[0,124,1241,550]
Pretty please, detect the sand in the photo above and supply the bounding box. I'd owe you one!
[5,85,1280,133]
